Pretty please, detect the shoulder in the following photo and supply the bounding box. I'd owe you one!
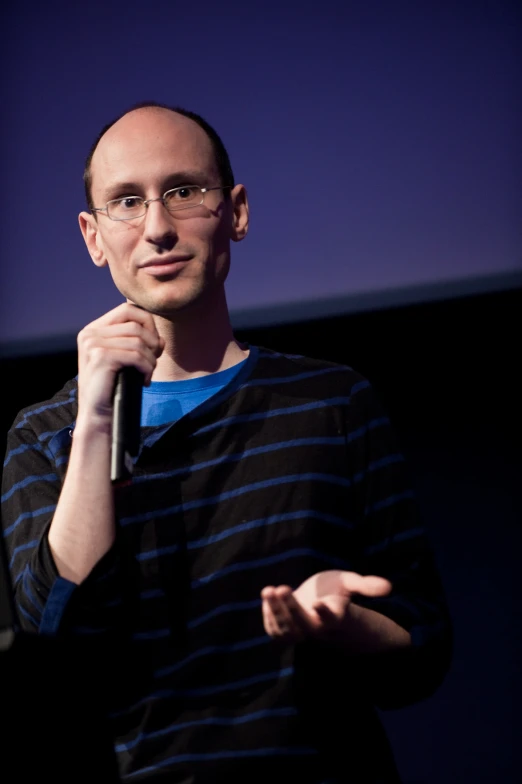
[7,377,78,439]
[245,346,392,429]
[249,345,372,396]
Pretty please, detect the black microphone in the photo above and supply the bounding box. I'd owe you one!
[111,366,144,485]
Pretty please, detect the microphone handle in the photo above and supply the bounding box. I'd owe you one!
[111,366,144,485]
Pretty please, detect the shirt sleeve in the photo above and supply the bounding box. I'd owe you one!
[1,416,121,637]
[343,378,453,709]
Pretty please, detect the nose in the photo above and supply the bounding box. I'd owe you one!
[142,198,178,249]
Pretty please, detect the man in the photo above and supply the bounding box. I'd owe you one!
[1,102,452,783]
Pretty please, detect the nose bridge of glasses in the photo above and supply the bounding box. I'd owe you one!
[140,195,178,231]
[144,195,168,210]
[141,195,177,223]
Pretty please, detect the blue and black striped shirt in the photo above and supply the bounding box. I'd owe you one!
[1,346,452,783]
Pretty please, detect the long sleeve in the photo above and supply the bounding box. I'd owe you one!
[345,379,453,708]
[1,398,122,638]
[1,413,75,632]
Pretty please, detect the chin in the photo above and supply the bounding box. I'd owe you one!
[151,294,204,319]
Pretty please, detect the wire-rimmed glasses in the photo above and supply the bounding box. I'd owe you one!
[92,185,231,221]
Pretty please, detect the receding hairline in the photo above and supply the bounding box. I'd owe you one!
[100,104,211,140]
[83,101,235,210]
[90,106,216,173]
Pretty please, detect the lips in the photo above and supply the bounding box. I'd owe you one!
[140,256,192,275]
[141,255,192,269]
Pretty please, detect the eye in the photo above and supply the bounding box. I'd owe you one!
[172,186,200,201]
[163,186,203,212]
[107,196,144,220]
[118,197,142,210]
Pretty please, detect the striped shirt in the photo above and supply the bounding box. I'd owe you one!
[1,346,452,783]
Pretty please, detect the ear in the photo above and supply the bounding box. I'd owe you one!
[229,185,249,243]
[78,211,108,268]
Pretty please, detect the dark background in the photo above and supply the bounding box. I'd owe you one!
[1,283,520,782]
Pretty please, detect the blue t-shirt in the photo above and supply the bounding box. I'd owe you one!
[141,359,248,426]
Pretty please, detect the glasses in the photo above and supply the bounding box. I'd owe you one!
[92,185,231,221]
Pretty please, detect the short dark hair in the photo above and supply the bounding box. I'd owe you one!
[83,100,235,211]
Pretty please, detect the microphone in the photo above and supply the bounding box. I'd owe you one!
[111,366,144,485]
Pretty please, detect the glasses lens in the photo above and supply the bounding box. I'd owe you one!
[108,197,144,220]
[164,186,203,212]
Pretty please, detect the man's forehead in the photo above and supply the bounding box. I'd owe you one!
[91,108,217,188]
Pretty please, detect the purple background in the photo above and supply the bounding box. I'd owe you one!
[1,0,520,354]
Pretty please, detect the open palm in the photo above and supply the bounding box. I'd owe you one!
[261,569,392,642]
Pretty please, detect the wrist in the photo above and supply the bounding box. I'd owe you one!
[71,415,113,448]
[336,602,411,654]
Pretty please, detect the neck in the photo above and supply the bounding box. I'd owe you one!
[150,292,248,381]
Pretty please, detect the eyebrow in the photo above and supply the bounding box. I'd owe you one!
[102,171,209,200]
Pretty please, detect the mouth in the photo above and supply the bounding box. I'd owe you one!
[140,256,192,275]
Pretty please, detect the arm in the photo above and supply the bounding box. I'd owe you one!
[48,303,163,584]
[262,377,452,708]
[47,416,114,585]
[346,380,453,706]
[1,303,163,634]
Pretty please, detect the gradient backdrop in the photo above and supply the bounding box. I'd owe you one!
[1,2,521,783]
[1,0,520,354]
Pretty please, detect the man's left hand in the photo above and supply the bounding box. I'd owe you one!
[261,570,392,645]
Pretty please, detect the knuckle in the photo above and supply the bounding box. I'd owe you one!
[77,325,92,346]
[90,346,107,365]
[81,335,99,356]
[126,321,142,337]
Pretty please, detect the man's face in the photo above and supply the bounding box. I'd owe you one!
[79,108,248,318]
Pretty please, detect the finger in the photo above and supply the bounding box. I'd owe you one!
[85,334,160,360]
[260,586,276,603]
[91,302,157,332]
[261,585,292,607]
[261,587,286,635]
[81,341,160,386]
[339,573,392,597]
[262,597,298,639]
[82,303,164,359]
[261,586,303,640]
[268,587,298,634]
[281,590,319,635]
[261,594,277,636]
[122,303,163,354]
[80,318,163,357]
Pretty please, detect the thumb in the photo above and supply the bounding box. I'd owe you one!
[340,573,392,597]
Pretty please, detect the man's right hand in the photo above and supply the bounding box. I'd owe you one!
[76,302,164,430]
